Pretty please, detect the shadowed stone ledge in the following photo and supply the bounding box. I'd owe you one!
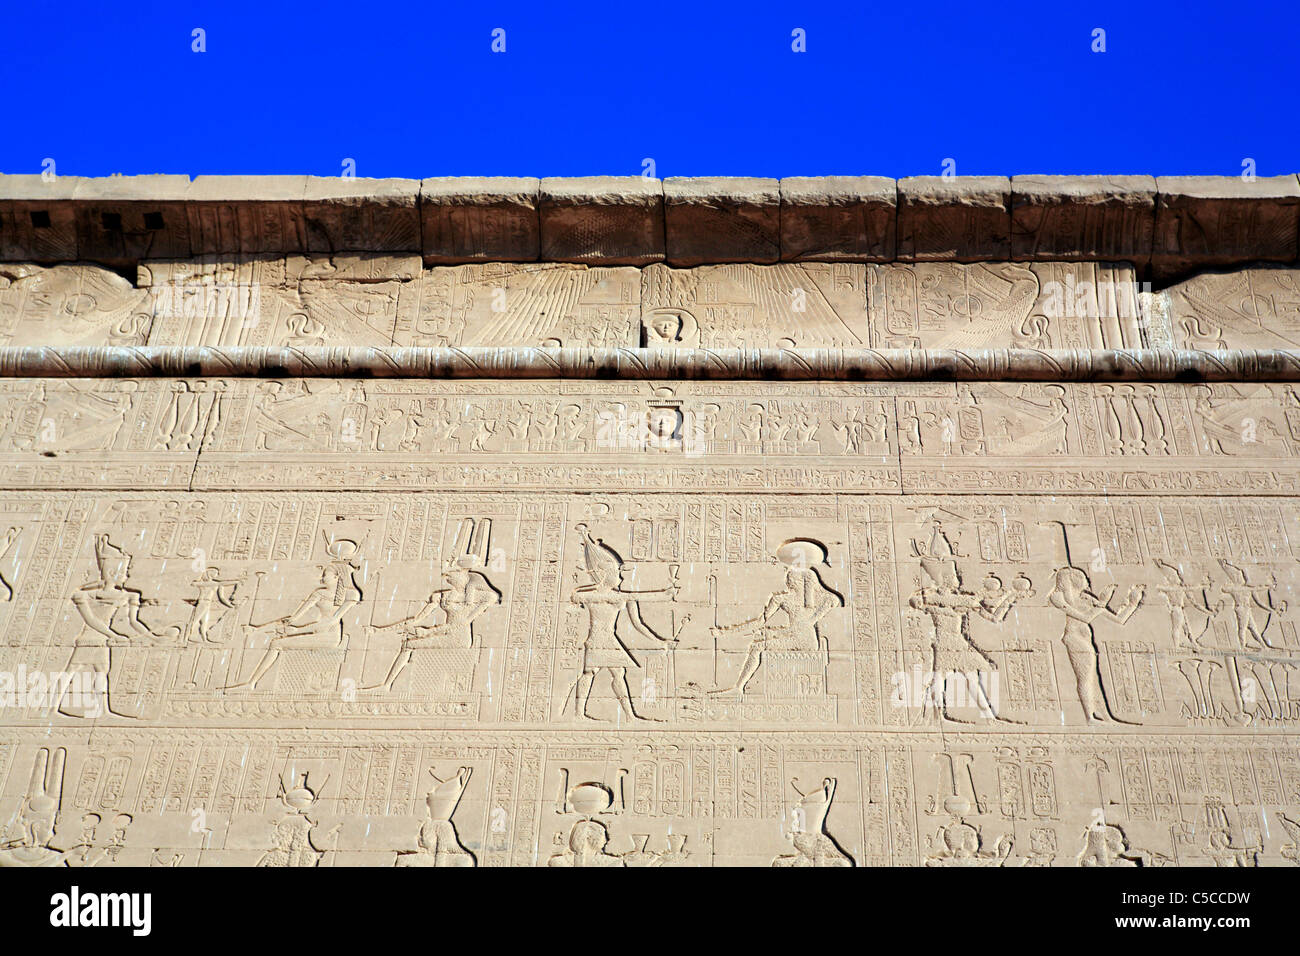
[2,345,1300,381]
[4,174,1297,276]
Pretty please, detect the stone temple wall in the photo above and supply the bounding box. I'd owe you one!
[1,174,1300,867]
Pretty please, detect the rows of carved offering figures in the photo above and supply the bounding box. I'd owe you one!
[4,377,1300,494]
[1,731,1298,867]
[1,491,1299,730]
[3,257,1300,351]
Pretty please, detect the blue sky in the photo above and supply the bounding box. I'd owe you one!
[2,0,1296,179]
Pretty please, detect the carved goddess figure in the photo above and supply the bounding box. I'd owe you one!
[1048,566,1144,723]
[226,537,363,692]
[709,540,844,698]
[257,775,339,868]
[548,819,625,868]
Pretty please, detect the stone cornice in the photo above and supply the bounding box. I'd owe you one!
[1,174,1297,280]
[4,346,1300,381]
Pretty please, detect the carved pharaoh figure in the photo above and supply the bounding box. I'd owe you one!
[565,525,678,721]
[1153,559,1217,650]
[59,534,180,718]
[1216,558,1286,650]
[906,523,1033,723]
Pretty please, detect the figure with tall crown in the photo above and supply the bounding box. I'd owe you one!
[60,534,179,718]
[1044,521,1145,724]
[907,521,1032,723]
[0,748,66,867]
[566,524,678,721]
[772,777,854,867]
[708,539,844,698]
[396,767,476,867]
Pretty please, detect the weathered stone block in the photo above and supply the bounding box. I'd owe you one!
[642,262,866,347]
[394,264,640,347]
[1012,175,1155,264]
[1154,175,1300,280]
[865,261,1146,349]
[0,262,152,346]
[421,177,539,262]
[186,175,309,254]
[1151,264,1300,350]
[539,177,663,265]
[664,177,780,265]
[73,175,192,262]
[898,176,1011,261]
[303,177,421,253]
[0,174,81,260]
[779,176,896,262]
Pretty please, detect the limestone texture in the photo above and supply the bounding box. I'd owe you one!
[1,175,1300,869]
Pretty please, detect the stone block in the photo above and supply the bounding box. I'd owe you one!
[73,175,192,262]
[540,176,663,265]
[303,177,421,253]
[421,177,539,262]
[0,173,81,260]
[186,175,309,255]
[1154,175,1300,280]
[664,177,780,265]
[779,176,896,262]
[1011,175,1155,264]
[898,176,1010,261]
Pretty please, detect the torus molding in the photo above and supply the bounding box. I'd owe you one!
[4,345,1300,381]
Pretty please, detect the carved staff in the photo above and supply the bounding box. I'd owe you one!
[229,569,268,686]
[709,568,719,687]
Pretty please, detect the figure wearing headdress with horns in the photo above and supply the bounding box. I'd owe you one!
[226,533,365,691]
[566,524,678,721]
[366,519,502,692]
